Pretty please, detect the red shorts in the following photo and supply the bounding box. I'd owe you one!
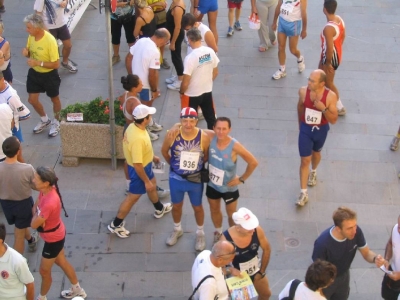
[227,0,242,9]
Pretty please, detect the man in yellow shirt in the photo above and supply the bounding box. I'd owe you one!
[108,105,172,238]
[22,14,61,137]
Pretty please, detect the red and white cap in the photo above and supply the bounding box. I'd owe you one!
[180,107,198,119]
[232,207,259,230]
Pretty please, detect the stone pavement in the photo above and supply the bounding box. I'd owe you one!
[1,0,400,299]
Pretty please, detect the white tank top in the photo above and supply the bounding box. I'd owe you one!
[391,224,400,272]
[187,23,211,56]
[280,0,302,22]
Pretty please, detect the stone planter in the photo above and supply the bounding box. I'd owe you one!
[60,121,124,166]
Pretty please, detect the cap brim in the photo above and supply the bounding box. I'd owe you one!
[241,218,259,230]
[148,107,156,115]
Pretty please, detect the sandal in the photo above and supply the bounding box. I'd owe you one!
[258,46,267,52]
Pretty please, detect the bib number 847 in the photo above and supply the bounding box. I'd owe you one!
[306,115,318,123]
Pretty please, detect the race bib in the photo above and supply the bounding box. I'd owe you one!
[209,164,225,186]
[305,108,322,125]
[280,3,294,16]
[179,151,200,171]
[239,256,260,276]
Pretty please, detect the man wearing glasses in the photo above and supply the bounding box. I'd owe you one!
[191,240,237,299]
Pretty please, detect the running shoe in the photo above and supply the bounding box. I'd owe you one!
[61,61,78,73]
[272,68,286,80]
[227,27,234,37]
[165,75,177,84]
[337,107,347,116]
[167,80,181,91]
[61,287,87,299]
[296,192,309,207]
[234,21,242,31]
[0,6,5,13]
[195,232,206,251]
[154,202,172,219]
[33,119,51,134]
[297,56,305,73]
[28,231,39,252]
[112,55,121,65]
[166,229,183,246]
[161,58,171,69]
[308,171,317,187]
[391,136,400,151]
[48,122,60,137]
[146,127,159,141]
[148,122,163,132]
[36,296,47,300]
[213,231,221,244]
[108,221,130,238]
[198,111,204,120]
[157,186,170,199]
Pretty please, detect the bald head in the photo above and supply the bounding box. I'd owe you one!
[211,240,235,257]
[312,69,327,84]
[154,28,171,40]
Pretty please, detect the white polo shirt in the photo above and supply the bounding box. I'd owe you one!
[0,244,34,300]
[191,250,229,300]
[183,46,219,97]
[130,38,160,89]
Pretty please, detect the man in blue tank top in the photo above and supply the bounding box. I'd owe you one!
[161,107,211,251]
[203,117,258,244]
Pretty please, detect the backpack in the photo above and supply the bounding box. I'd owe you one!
[188,275,215,300]
[281,279,302,300]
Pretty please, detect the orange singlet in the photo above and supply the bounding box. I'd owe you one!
[320,16,345,69]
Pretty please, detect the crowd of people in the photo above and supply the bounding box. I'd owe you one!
[0,0,398,299]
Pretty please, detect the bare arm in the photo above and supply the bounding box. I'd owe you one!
[133,17,145,39]
[297,87,306,128]
[385,234,393,261]
[148,68,159,99]
[201,132,210,163]
[204,31,218,53]
[180,74,191,94]
[125,53,133,74]
[257,226,271,273]
[212,67,218,81]
[25,282,34,300]
[161,131,177,163]
[300,0,307,38]
[272,0,283,29]
[322,91,338,124]
[359,246,382,266]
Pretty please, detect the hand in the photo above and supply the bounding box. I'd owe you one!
[151,91,159,100]
[167,126,180,139]
[153,156,161,164]
[60,0,67,8]
[251,7,258,15]
[300,29,307,39]
[194,8,200,17]
[22,47,29,57]
[169,43,175,51]
[145,180,155,192]
[27,59,39,67]
[384,260,390,269]
[161,1,167,9]
[374,254,385,267]
[230,268,243,277]
[227,175,241,187]
[271,22,277,32]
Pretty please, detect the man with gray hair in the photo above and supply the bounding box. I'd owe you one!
[22,14,62,137]
[179,28,219,129]
[191,240,238,299]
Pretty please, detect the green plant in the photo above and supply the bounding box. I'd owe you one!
[60,97,125,126]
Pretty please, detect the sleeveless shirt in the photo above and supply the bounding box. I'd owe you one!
[301,88,329,126]
[320,16,345,66]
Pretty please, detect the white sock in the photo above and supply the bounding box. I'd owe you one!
[41,115,49,123]
[71,282,81,292]
[297,56,304,63]
[301,189,307,194]
[174,222,182,231]
[336,99,344,110]
[196,225,204,235]
[215,227,223,234]
[126,180,130,190]
[53,119,59,125]
[311,169,316,173]
[280,65,286,72]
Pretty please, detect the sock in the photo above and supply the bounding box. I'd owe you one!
[280,65,286,72]
[297,56,304,63]
[336,99,344,110]
[311,169,316,173]
[126,180,130,190]
[39,294,46,300]
[153,201,164,211]
[113,217,123,227]
[196,225,205,235]
[53,119,59,125]
[215,227,223,234]
[41,115,49,123]
[301,189,307,194]
[174,222,182,231]
[71,282,81,292]
[27,236,34,244]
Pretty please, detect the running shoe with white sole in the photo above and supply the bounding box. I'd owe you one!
[391,136,400,151]
[166,229,183,246]
[198,111,204,120]
[157,186,170,199]
[308,171,317,187]
[61,288,87,299]
[36,296,47,300]
[167,80,181,91]
[165,75,177,84]
[48,122,60,137]
[61,61,78,73]
[272,68,286,80]
[148,122,163,132]
[296,192,309,207]
[33,119,51,134]
[161,58,171,69]
[146,127,159,141]
[28,231,39,252]
[227,27,234,37]
[298,56,305,73]
[108,221,130,238]
[234,21,242,31]
[195,232,206,251]
[154,202,172,219]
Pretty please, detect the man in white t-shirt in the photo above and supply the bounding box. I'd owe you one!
[191,240,237,300]
[34,0,77,73]
[180,28,219,129]
[0,223,35,300]
[279,260,337,300]
[125,28,170,141]
[0,103,13,162]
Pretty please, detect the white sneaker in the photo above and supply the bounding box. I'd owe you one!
[148,122,163,132]
[298,56,305,73]
[166,229,183,246]
[60,287,87,299]
[165,75,177,84]
[48,122,60,137]
[33,119,51,133]
[146,127,159,141]
[296,192,309,207]
[61,61,78,73]
[108,221,130,238]
[154,203,172,219]
[272,68,286,80]
[167,80,181,91]
[195,232,206,251]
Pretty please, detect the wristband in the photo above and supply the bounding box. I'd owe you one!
[373,255,377,263]
[257,271,266,278]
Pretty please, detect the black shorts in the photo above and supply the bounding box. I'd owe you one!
[42,236,65,259]
[49,24,71,41]
[2,60,13,82]
[27,68,61,98]
[206,185,239,204]
[0,197,34,229]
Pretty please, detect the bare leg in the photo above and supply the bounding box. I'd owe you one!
[208,198,222,228]
[207,10,219,44]
[311,150,322,170]
[28,93,46,117]
[225,200,238,227]
[14,227,29,255]
[228,8,234,27]
[288,35,301,59]
[113,44,120,57]
[54,249,79,285]
[253,274,272,300]
[61,39,72,64]
[171,201,183,223]
[116,193,141,219]
[39,256,57,296]
[235,8,241,22]
[192,204,204,226]
[50,96,61,121]
[299,155,311,189]
[277,32,287,65]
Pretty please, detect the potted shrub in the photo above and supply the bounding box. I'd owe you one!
[59,97,126,166]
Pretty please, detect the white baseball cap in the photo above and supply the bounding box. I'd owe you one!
[133,104,156,119]
[232,207,259,230]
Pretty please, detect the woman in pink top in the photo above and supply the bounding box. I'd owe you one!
[31,167,87,300]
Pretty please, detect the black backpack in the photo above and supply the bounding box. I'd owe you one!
[281,279,302,300]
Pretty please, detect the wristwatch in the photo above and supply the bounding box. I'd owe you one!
[239,177,245,184]
[258,271,266,278]
[40,61,44,67]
